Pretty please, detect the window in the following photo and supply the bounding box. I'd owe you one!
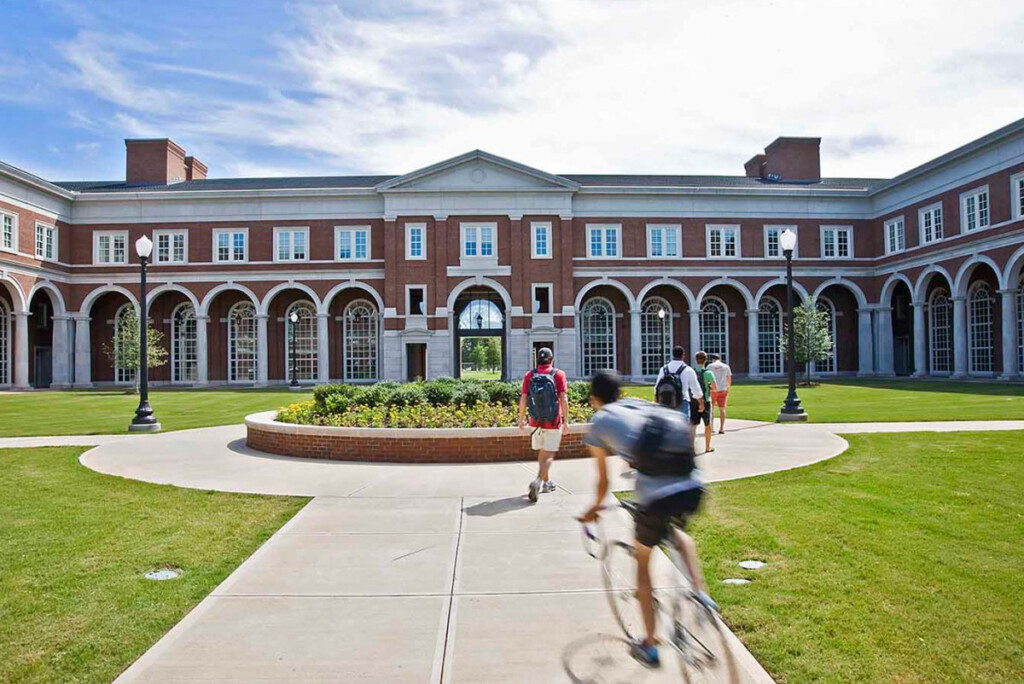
[884,217,905,255]
[228,302,257,383]
[94,231,128,265]
[699,297,728,361]
[335,226,370,261]
[532,284,552,314]
[919,204,943,245]
[961,187,990,233]
[586,224,621,258]
[531,222,552,259]
[706,225,739,258]
[757,297,784,375]
[214,229,248,263]
[764,225,796,259]
[821,226,852,259]
[1,211,17,252]
[407,286,426,316]
[114,304,136,384]
[171,303,198,383]
[640,297,672,376]
[1012,172,1024,221]
[0,299,9,385]
[35,223,57,261]
[580,297,616,376]
[461,222,497,259]
[274,227,308,262]
[406,223,426,260]
[814,297,837,374]
[929,289,952,374]
[284,301,317,382]
[343,300,379,381]
[35,301,49,329]
[968,282,994,374]
[154,230,188,264]
[647,224,680,258]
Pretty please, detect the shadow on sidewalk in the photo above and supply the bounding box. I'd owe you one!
[463,496,533,517]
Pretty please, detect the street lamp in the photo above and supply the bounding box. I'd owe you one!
[777,228,808,422]
[288,310,299,388]
[129,235,161,432]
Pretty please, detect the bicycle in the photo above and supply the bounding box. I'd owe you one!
[577,497,739,684]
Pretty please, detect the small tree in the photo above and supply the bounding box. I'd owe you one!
[483,337,502,371]
[780,296,833,386]
[102,306,168,393]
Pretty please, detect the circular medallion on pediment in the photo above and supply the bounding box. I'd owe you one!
[470,167,486,184]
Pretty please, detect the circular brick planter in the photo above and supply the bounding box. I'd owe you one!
[244,411,591,463]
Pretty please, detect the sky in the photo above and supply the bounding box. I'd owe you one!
[1,0,1022,182]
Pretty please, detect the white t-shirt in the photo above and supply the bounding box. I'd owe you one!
[655,360,705,401]
[708,360,732,390]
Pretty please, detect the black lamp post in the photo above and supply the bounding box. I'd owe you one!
[288,310,299,387]
[129,235,161,432]
[777,228,808,422]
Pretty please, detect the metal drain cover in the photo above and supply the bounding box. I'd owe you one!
[144,568,182,581]
[722,578,751,585]
[739,560,766,570]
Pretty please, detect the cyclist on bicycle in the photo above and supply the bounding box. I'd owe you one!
[578,369,718,668]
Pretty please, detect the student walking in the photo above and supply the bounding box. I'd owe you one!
[707,353,733,434]
[517,347,570,502]
[691,351,717,454]
[654,346,704,418]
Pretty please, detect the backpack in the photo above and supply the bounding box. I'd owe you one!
[655,364,686,408]
[632,405,696,477]
[527,368,560,424]
[695,365,708,401]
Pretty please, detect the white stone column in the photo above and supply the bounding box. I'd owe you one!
[73,315,92,387]
[51,315,71,388]
[874,306,894,376]
[629,308,642,379]
[195,314,209,386]
[952,296,967,378]
[256,313,269,386]
[998,289,1018,379]
[912,302,927,377]
[316,312,330,384]
[688,309,700,360]
[745,308,759,378]
[13,311,29,389]
[856,308,874,377]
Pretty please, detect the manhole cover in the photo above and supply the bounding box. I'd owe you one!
[739,560,766,570]
[722,578,751,585]
[144,568,182,581]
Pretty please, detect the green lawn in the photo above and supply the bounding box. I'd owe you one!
[0,446,307,684]
[624,378,1024,423]
[689,431,1023,683]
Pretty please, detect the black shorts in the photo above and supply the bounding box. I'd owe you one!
[634,486,705,547]
[689,398,711,426]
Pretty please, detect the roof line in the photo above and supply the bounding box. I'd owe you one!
[0,160,76,200]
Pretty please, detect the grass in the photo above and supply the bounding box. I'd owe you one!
[0,446,307,684]
[623,378,1024,423]
[687,431,1024,683]
[458,368,503,381]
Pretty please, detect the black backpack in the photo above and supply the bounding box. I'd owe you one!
[633,405,696,477]
[695,366,708,401]
[527,368,560,424]
[655,364,686,408]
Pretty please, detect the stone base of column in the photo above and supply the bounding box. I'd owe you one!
[856,372,874,378]
[51,383,73,390]
[911,371,927,378]
[776,410,808,422]
[951,372,967,379]
[128,422,162,433]
[72,382,94,389]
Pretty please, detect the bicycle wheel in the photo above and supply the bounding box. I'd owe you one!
[670,594,739,684]
[601,540,646,642]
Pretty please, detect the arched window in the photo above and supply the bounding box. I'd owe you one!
[228,301,258,383]
[757,297,784,375]
[699,297,728,362]
[0,299,9,385]
[1017,276,1023,376]
[968,282,994,374]
[114,303,136,384]
[285,301,318,383]
[171,302,198,383]
[343,299,379,381]
[929,288,952,374]
[814,297,837,374]
[580,297,616,376]
[640,297,672,376]
[457,299,504,330]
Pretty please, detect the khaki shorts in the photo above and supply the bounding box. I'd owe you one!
[531,427,563,452]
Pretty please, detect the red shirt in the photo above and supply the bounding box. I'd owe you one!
[521,364,568,429]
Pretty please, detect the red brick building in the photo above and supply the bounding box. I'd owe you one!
[1,121,1023,388]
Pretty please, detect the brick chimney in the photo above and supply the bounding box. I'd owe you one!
[761,137,821,182]
[744,154,766,178]
[184,156,208,181]
[125,139,187,186]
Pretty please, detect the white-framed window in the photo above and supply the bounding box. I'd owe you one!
[93,230,128,265]
[274,227,309,262]
[461,222,497,259]
[228,301,258,383]
[35,223,57,261]
[213,228,248,263]
[406,285,427,316]
[343,299,379,381]
[1011,172,1024,221]
[764,225,797,259]
[960,186,990,233]
[757,297,784,375]
[335,225,370,262]
[171,302,198,383]
[405,223,426,260]
[531,221,552,259]
[1,211,17,253]
[532,283,552,314]
[919,203,944,245]
[646,224,681,259]
[884,217,906,255]
[284,301,317,382]
[820,225,853,259]
[640,297,672,376]
[968,281,994,374]
[586,224,621,259]
[699,296,729,362]
[0,298,9,385]
[928,288,952,374]
[580,297,616,376]
[814,297,837,374]
[706,224,740,258]
[154,229,188,264]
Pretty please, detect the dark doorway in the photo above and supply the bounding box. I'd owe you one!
[407,343,427,381]
[891,281,914,376]
[454,288,506,380]
[33,347,52,388]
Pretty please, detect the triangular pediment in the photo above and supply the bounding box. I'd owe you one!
[376,150,579,192]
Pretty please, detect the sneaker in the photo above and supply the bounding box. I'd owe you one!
[528,479,540,503]
[542,480,557,493]
[629,641,660,668]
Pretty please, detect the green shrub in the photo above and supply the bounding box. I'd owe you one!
[452,383,488,406]
[423,380,455,405]
[313,383,362,408]
[277,400,595,428]
[484,381,521,406]
[388,383,428,407]
[360,383,396,407]
[567,381,591,405]
[277,401,320,424]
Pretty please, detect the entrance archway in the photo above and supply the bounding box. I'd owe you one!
[454,288,506,380]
